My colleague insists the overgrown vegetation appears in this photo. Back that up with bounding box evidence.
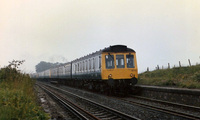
[0,60,49,120]
[138,65,200,89]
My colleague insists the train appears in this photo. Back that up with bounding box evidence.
[31,45,138,94]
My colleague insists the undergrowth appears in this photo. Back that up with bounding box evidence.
[139,65,200,89]
[0,60,49,120]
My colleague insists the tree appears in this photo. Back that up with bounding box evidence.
[35,61,63,73]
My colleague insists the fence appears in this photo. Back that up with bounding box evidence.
[146,58,200,72]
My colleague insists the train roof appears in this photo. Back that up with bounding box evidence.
[72,45,135,63]
[72,50,102,63]
[102,45,135,53]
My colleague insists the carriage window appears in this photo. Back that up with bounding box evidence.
[105,55,114,69]
[93,58,95,69]
[83,61,85,71]
[126,55,135,68]
[80,62,82,71]
[116,55,125,68]
[99,56,101,69]
[91,59,93,70]
[85,60,88,70]
[89,59,91,70]
[81,62,83,71]
[78,63,79,71]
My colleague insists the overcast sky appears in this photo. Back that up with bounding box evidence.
[1,0,200,73]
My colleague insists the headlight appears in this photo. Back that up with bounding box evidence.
[130,73,133,77]
[108,74,112,78]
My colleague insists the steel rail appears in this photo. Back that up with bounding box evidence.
[120,95,200,120]
[38,84,100,120]
[131,95,200,112]
[41,83,140,120]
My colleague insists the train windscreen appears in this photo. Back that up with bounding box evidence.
[126,55,135,68]
[116,55,125,68]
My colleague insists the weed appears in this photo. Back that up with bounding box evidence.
[0,60,49,120]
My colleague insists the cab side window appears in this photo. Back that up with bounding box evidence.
[105,55,114,69]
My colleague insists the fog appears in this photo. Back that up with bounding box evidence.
[0,0,200,73]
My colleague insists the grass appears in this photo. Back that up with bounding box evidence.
[0,60,49,120]
[138,65,200,89]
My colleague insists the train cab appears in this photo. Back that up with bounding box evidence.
[101,45,138,87]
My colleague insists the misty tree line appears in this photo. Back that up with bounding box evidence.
[35,61,63,73]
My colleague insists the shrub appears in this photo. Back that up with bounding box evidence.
[0,60,49,120]
[0,88,48,119]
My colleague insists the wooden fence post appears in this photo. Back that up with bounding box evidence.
[168,63,170,69]
[199,56,200,65]
[179,61,181,67]
[188,59,191,67]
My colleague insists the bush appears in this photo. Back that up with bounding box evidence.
[0,88,47,119]
[0,60,49,120]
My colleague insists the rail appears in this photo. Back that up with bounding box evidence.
[120,95,200,120]
[38,83,140,120]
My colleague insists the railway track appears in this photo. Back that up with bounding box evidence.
[37,83,140,120]
[37,82,200,119]
[120,95,200,120]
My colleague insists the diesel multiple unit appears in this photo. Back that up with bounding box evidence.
[32,45,138,93]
